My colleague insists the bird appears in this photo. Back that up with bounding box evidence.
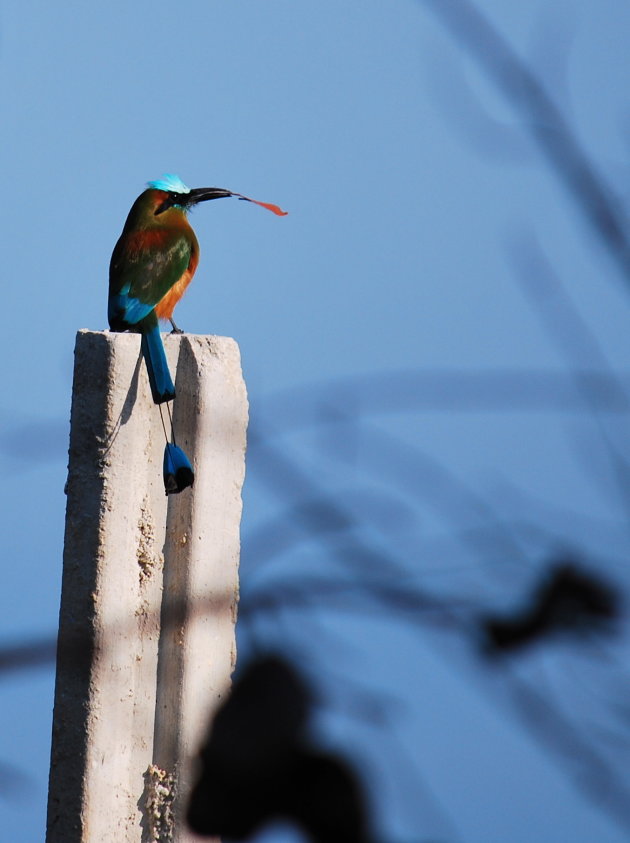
[108,174,286,495]
[108,173,287,404]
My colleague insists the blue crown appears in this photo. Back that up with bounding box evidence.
[147,173,191,194]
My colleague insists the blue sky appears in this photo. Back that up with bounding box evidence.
[2,1,630,841]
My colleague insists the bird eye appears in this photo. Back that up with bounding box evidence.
[155,195,173,215]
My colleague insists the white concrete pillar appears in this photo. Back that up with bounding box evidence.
[47,330,247,843]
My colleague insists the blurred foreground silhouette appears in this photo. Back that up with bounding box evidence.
[187,656,373,843]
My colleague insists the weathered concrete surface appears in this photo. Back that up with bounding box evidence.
[152,335,248,842]
[47,331,247,843]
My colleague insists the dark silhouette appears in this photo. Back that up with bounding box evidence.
[483,562,620,653]
[187,655,374,842]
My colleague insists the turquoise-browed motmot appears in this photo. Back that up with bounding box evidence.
[108,173,286,493]
[108,173,286,404]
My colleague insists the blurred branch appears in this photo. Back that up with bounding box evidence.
[0,636,56,673]
[505,670,630,831]
[507,231,627,402]
[262,369,630,434]
[6,367,630,469]
[481,561,620,654]
[245,419,630,834]
[508,231,630,517]
[419,0,630,284]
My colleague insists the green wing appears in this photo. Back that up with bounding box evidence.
[109,230,192,328]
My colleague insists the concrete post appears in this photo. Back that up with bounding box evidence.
[47,330,248,843]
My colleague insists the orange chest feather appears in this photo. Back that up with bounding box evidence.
[154,248,199,320]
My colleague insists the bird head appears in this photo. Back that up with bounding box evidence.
[148,174,233,216]
[146,173,288,217]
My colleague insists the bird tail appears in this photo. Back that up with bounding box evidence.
[163,443,194,494]
[141,322,176,404]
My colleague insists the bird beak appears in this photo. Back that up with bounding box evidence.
[187,187,234,205]
[188,186,289,216]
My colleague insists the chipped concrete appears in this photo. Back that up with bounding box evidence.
[142,764,176,843]
[137,498,161,584]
